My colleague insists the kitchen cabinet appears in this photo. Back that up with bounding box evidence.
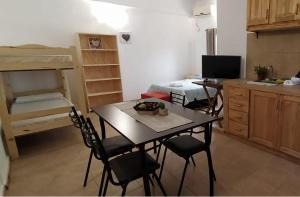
[247,0,300,32]
[225,86,250,138]
[270,0,300,23]
[249,91,280,148]
[278,95,300,158]
[248,0,271,26]
[224,79,300,160]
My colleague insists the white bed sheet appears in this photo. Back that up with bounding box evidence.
[148,79,217,103]
[10,97,73,128]
[11,98,72,114]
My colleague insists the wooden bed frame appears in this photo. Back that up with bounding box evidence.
[0,45,87,159]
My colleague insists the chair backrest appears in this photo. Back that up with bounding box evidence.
[170,92,186,106]
[83,118,109,164]
[69,106,81,128]
[69,107,93,148]
[83,117,121,185]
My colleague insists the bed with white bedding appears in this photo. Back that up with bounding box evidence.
[148,79,217,103]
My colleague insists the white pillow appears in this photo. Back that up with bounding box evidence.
[15,92,64,104]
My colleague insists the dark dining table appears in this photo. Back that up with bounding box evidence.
[92,98,218,196]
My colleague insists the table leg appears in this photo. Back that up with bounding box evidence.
[215,89,224,128]
[139,145,151,196]
[203,86,213,114]
[99,117,106,139]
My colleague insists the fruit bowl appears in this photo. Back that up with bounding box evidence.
[134,102,159,115]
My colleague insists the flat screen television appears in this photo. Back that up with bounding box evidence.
[202,55,241,79]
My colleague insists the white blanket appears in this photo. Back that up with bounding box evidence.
[148,79,217,103]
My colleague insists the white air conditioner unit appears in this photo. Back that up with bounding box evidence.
[193,5,211,16]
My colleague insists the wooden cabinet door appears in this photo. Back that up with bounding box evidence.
[271,0,300,23]
[248,0,271,26]
[278,96,300,159]
[249,91,280,148]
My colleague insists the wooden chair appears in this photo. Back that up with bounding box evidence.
[83,117,167,196]
[69,107,133,188]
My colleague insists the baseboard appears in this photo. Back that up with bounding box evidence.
[0,156,9,196]
[0,185,4,196]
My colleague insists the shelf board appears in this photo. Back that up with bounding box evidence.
[81,49,117,52]
[83,64,119,67]
[85,78,121,82]
[88,91,122,97]
[78,33,116,37]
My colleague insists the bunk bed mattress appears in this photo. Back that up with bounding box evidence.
[10,98,73,128]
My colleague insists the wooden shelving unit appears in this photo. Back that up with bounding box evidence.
[77,33,123,110]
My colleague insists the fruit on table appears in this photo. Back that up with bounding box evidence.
[276,79,285,84]
[136,102,159,111]
[139,103,146,109]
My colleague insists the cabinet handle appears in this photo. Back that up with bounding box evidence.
[277,100,283,111]
[266,9,270,20]
[233,93,242,96]
[296,4,300,15]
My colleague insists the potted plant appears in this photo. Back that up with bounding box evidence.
[254,65,268,81]
[158,102,168,116]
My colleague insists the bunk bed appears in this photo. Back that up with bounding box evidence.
[0,45,87,159]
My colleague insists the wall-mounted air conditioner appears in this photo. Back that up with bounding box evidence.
[193,5,211,16]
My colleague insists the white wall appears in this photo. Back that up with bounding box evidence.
[216,0,247,77]
[0,0,196,100]
[192,0,217,75]
[97,0,194,16]
[0,120,9,196]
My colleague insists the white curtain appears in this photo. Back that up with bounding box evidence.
[206,28,217,55]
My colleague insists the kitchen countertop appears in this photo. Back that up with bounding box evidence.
[223,79,300,97]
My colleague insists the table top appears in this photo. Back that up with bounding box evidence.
[92,98,218,146]
[193,80,223,89]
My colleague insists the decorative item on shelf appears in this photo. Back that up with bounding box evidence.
[254,65,268,81]
[88,37,102,49]
[158,102,168,116]
[134,102,159,115]
[119,32,132,44]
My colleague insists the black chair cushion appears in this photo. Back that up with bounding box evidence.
[103,136,133,157]
[164,135,207,159]
[109,152,160,184]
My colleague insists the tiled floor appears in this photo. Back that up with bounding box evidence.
[4,116,300,196]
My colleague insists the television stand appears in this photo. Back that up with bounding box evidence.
[203,78,224,84]
[193,80,224,128]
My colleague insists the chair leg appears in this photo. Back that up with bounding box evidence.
[153,141,157,153]
[191,156,196,167]
[98,166,106,196]
[83,149,93,187]
[148,175,154,186]
[159,146,168,180]
[153,143,162,179]
[206,149,215,196]
[213,169,217,182]
[153,173,167,196]
[178,160,189,196]
[121,184,127,196]
[155,143,162,163]
[102,175,109,197]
